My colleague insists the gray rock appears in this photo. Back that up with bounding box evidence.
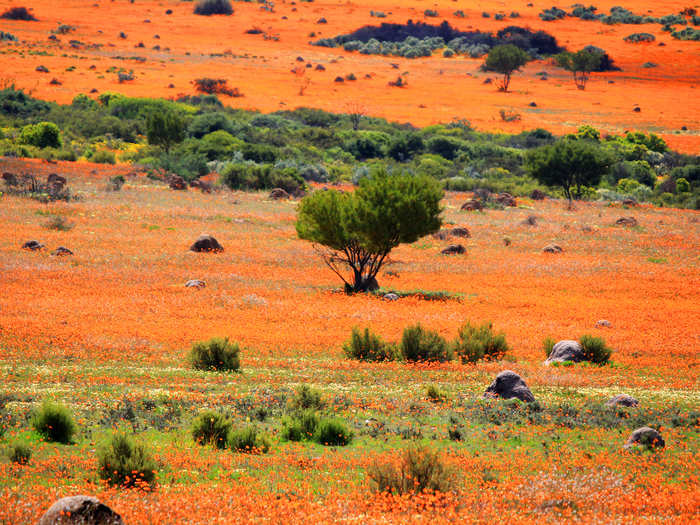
[606,394,639,407]
[483,370,535,402]
[441,244,465,255]
[51,246,73,256]
[543,244,563,254]
[190,234,223,253]
[22,240,44,251]
[625,426,664,449]
[596,319,612,328]
[616,216,638,227]
[269,188,290,200]
[383,293,399,301]
[37,495,123,525]
[545,340,584,364]
[185,279,206,288]
[450,227,470,238]
[461,199,483,211]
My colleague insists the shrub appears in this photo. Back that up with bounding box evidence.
[0,6,37,21]
[43,215,74,231]
[287,385,325,412]
[97,432,158,488]
[400,324,452,362]
[91,150,116,164]
[314,418,353,446]
[32,402,76,444]
[368,446,456,495]
[453,321,509,363]
[579,334,613,364]
[189,337,241,372]
[624,33,655,43]
[228,426,270,453]
[191,410,232,449]
[108,175,126,191]
[343,327,397,361]
[194,0,233,16]
[18,122,61,149]
[8,442,31,464]
[280,410,320,441]
[426,384,447,403]
[193,78,241,97]
[543,337,556,358]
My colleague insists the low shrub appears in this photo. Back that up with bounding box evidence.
[543,337,556,358]
[400,324,452,362]
[191,410,232,449]
[91,150,116,164]
[624,33,655,43]
[194,0,233,16]
[193,78,242,97]
[189,337,241,372]
[97,432,158,488]
[426,384,447,403]
[43,215,74,231]
[580,334,613,364]
[453,321,509,363]
[0,6,37,21]
[368,446,456,495]
[313,418,352,446]
[287,384,325,412]
[343,327,397,361]
[31,401,76,444]
[108,175,125,191]
[18,122,61,149]
[280,410,320,441]
[8,442,32,464]
[228,426,270,453]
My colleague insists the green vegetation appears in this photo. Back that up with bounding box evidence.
[31,402,76,444]
[452,321,509,363]
[555,48,603,89]
[368,446,456,495]
[191,410,232,449]
[189,337,241,372]
[97,432,158,488]
[344,327,398,362]
[579,334,613,364]
[400,324,452,362]
[228,426,270,453]
[8,442,31,464]
[484,44,530,91]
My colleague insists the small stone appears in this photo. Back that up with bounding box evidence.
[522,215,538,226]
[51,246,73,256]
[190,235,223,253]
[185,279,206,289]
[383,293,399,301]
[461,199,483,211]
[625,426,664,449]
[616,216,638,227]
[168,174,187,190]
[595,319,612,328]
[606,394,639,407]
[22,240,44,251]
[450,227,470,238]
[441,244,465,255]
[269,188,290,200]
[543,244,563,254]
[494,193,516,207]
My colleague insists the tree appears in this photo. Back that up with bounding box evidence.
[147,110,185,152]
[555,48,603,90]
[296,170,443,293]
[526,139,612,205]
[484,44,529,92]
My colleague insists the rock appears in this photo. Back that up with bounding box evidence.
[51,246,73,256]
[545,340,584,364]
[269,188,290,200]
[622,198,638,207]
[2,172,18,186]
[37,495,124,525]
[185,279,206,289]
[606,394,639,407]
[529,101,537,107]
[432,230,450,240]
[461,199,483,211]
[494,193,516,207]
[450,227,470,238]
[383,293,399,301]
[581,225,593,233]
[47,173,67,186]
[522,215,538,226]
[530,189,546,200]
[543,244,563,254]
[616,216,638,227]
[483,370,535,403]
[595,319,612,328]
[633,107,641,113]
[36,65,49,73]
[22,240,44,251]
[168,174,187,190]
[190,235,223,253]
[441,244,465,255]
[625,427,664,449]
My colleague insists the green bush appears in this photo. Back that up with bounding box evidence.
[280,410,320,441]
[220,163,305,194]
[676,178,690,193]
[453,321,509,363]
[97,432,158,488]
[194,0,233,16]
[287,385,325,412]
[191,410,232,449]
[579,334,613,364]
[343,327,397,361]
[313,418,352,446]
[189,337,241,372]
[368,446,456,495]
[8,442,32,464]
[228,426,270,453]
[18,122,61,149]
[91,150,116,164]
[31,401,76,444]
[400,324,452,362]
[426,384,447,403]
[543,337,556,358]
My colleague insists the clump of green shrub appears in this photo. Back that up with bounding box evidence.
[343,327,397,361]
[579,334,613,364]
[189,337,241,372]
[368,446,456,495]
[228,426,270,453]
[280,409,320,442]
[0,6,37,21]
[287,384,325,412]
[400,324,452,362]
[624,33,655,43]
[453,321,509,363]
[313,418,352,446]
[97,432,158,488]
[194,0,233,16]
[426,384,447,403]
[91,150,116,164]
[542,337,556,358]
[191,410,232,449]
[8,442,32,464]
[18,122,60,149]
[31,401,76,444]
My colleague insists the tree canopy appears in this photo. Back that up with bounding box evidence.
[296,170,443,293]
[484,44,530,91]
[146,110,185,152]
[556,48,603,90]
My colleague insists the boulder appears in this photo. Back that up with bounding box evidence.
[168,174,187,190]
[383,293,399,301]
[22,240,44,251]
[450,227,470,238]
[522,215,538,226]
[37,495,123,525]
[47,173,67,186]
[616,216,638,227]
[530,189,546,200]
[185,279,206,289]
[543,244,563,253]
[545,340,584,364]
[269,188,290,200]
[494,193,516,207]
[441,244,465,255]
[461,199,483,211]
[190,235,223,253]
[606,394,639,408]
[483,370,535,403]
[595,319,612,328]
[625,427,664,449]
[51,246,73,256]
[622,198,638,207]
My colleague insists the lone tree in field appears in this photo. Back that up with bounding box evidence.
[146,110,185,152]
[555,48,603,90]
[296,170,443,293]
[526,139,612,206]
[484,44,529,92]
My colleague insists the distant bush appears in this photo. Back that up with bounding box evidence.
[400,324,452,362]
[191,410,232,449]
[0,30,17,41]
[43,215,74,231]
[280,409,320,441]
[313,418,352,446]
[426,384,447,403]
[32,401,76,444]
[580,334,613,364]
[193,78,242,97]
[287,384,325,412]
[194,0,233,16]
[18,122,60,149]
[453,321,509,363]
[91,150,116,164]
[220,162,305,194]
[8,442,31,464]
[189,337,241,372]
[368,446,456,495]
[228,426,270,453]
[0,6,37,21]
[97,432,158,488]
[624,32,655,43]
[344,327,397,361]
[107,175,125,191]
[424,10,438,17]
